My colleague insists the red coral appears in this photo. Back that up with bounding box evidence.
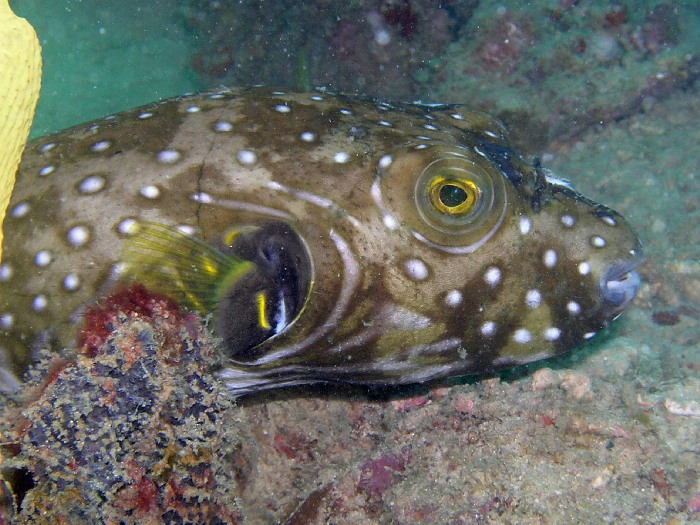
[390,394,431,412]
[77,283,196,359]
[403,503,438,522]
[274,430,317,461]
[115,466,159,517]
[357,446,412,499]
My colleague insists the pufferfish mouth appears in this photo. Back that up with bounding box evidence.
[600,258,642,310]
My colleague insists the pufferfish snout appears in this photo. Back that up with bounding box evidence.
[0,86,642,394]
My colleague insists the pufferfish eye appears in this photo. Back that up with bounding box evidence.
[378,145,507,250]
[428,176,481,215]
[415,156,496,235]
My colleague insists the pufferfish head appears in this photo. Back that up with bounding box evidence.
[368,140,642,372]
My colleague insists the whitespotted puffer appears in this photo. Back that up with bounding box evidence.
[0,87,642,394]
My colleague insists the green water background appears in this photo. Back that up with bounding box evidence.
[14,0,204,139]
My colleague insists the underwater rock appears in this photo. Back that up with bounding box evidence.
[2,285,243,524]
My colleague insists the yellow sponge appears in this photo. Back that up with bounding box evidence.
[0,0,42,260]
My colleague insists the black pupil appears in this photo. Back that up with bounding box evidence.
[439,184,468,208]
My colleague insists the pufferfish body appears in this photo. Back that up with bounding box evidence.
[0,87,642,393]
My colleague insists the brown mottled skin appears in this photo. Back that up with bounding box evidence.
[0,87,642,393]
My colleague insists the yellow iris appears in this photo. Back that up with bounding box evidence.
[427,176,480,216]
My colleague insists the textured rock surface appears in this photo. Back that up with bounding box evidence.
[1,286,244,524]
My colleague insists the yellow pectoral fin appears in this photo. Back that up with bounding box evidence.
[122,222,255,313]
[0,0,42,261]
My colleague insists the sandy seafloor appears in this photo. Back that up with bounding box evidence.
[2,0,699,523]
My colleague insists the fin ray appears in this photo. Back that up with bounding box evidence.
[122,222,254,312]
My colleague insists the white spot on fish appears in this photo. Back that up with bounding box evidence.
[483,130,501,139]
[481,321,497,337]
[519,216,531,235]
[35,250,53,267]
[186,105,201,113]
[300,131,316,142]
[237,150,257,165]
[334,152,350,164]
[415,144,428,150]
[561,215,575,227]
[90,140,111,152]
[118,218,137,235]
[11,202,30,218]
[78,175,106,194]
[405,259,429,281]
[578,262,591,275]
[214,121,233,132]
[543,249,557,268]
[140,185,160,199]
[176,225,196,236]
[450,113,465,120]
[275,104,291,113]
[445,290,462,306]
[544,327,561,341]
[567,301,581,315]
[138,111,154,119]
[377,120,393,127]
[383,214,398,230]
[513,328,532,344]
[191,192,214,204]
[583,332,596,340]
[378,155,393,168]
[484,266,501,287]
[63,273,80,291]
[601,215,617,226]
[339,109,353,115]
[310,95,324,101]
[0,313,14,330]
[32,294,48,312]
[525,289,542,308]
[157,149,180,164]
[67,225,90,247]
[423,124,438,131]
[0,263,12,281]
[39,142,56,153]
[591,236,606,248]
[38,165,55,177]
